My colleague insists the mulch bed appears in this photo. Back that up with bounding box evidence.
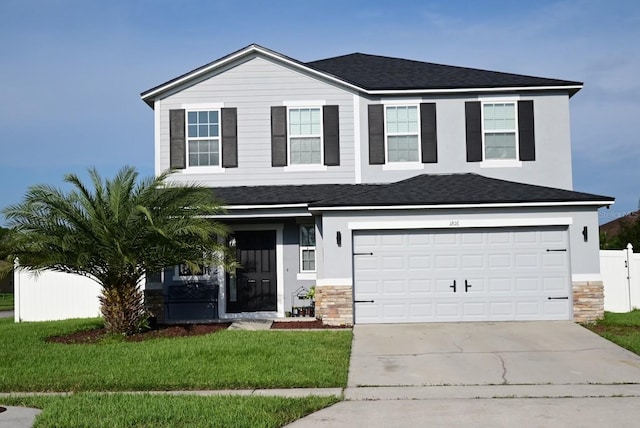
[46,320,349,344]
[46,323,232,345]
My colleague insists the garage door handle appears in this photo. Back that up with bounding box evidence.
[546,249,567,252]
[548,297,569,300]
[465,280,472,292]
[354,300,375,303]
[450,280,456,292]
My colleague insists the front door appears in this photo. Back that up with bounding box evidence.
[226,230,277,313]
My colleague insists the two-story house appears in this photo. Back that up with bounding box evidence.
[140,44,613,326]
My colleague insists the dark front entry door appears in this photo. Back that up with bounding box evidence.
[226,230,277,313]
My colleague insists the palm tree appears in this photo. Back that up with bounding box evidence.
[2,166,230,335]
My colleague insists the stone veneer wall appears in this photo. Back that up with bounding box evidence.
[144,289,165,323]
[572,280,604,324]
[315,285,353,326]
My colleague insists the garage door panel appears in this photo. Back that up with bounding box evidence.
[488,277,513,292]
[515,277,539,292]
[434,233,458,246]
[435,254,458,269]
[488,254,512,269]
[462,254,484,269]
[353,227,571,323]
[409,255,431,269]
[382,256,405,270]
[515,253,539,268]
[543,276,567,292]
[542,253,567,268]
[408,279,433,294]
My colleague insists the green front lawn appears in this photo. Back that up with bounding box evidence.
[0,317,352,392]
[585,309,640,355]
[1,393,339,428]
[0,293,13,311]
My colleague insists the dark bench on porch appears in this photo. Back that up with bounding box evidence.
[164,282,218,322]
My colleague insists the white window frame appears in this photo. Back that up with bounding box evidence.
[285,106,324,169]
[172,263,214,281]
[299,224,316,273]
[480,99,522,168]
[383,103,421,167]
[183,103,225,173]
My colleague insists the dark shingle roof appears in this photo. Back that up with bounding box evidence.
[210,184,367,205]
[142,45,583,107]
[306,53,582,93]
[311,174,611,207]
[210,174,612,208]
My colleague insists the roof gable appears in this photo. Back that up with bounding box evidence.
[141,44,583,106]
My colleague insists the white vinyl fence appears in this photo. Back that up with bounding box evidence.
[601,244,640,313]
[14,268,102,322]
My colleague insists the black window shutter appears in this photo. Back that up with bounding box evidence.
[169,109,186,169]
[465,102,482,162]
[518,100,535,161]
[271,106,287,167]
[323,105,340,166]
[221,108,238,168]
[420,103,437,163]
[368,104,385,165]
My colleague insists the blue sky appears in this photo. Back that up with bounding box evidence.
[0,0,638,225]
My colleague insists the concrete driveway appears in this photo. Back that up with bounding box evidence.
[348,321,640,387]
[288,321,640,427]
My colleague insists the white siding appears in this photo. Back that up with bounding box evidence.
[14,269,101,322]
[157,55,356,186]
[357,93,574,190]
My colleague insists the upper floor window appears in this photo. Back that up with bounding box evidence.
[465,100,535,164]
[271,105,340,168]
[385,105,419,163]
[289,108,322,165]
[368,103,437,166]
[299,225,316,272]
[169,106,237,171]
[187,110,220,167]
[483,103,517,160]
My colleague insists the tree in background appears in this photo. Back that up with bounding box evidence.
[2,166,231,335]
[600,213,640,250]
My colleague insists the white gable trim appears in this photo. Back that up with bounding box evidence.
[142,45,364,102]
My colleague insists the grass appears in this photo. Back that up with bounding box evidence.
[585,309,640,355]
[0,317,352,392]
[1,393,340,428]
[0,293,13,311]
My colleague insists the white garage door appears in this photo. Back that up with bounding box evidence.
[353,227,571,323]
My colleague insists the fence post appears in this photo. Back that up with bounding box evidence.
[627,243,633,312]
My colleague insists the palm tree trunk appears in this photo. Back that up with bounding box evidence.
[99,282,147,335]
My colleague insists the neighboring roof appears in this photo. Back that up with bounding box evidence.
[600,210,639,236]
[141,44,582,106]
[306,53,582,94]
[210,174,613,209]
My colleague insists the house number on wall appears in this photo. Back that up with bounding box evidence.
[449,220,460,227]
